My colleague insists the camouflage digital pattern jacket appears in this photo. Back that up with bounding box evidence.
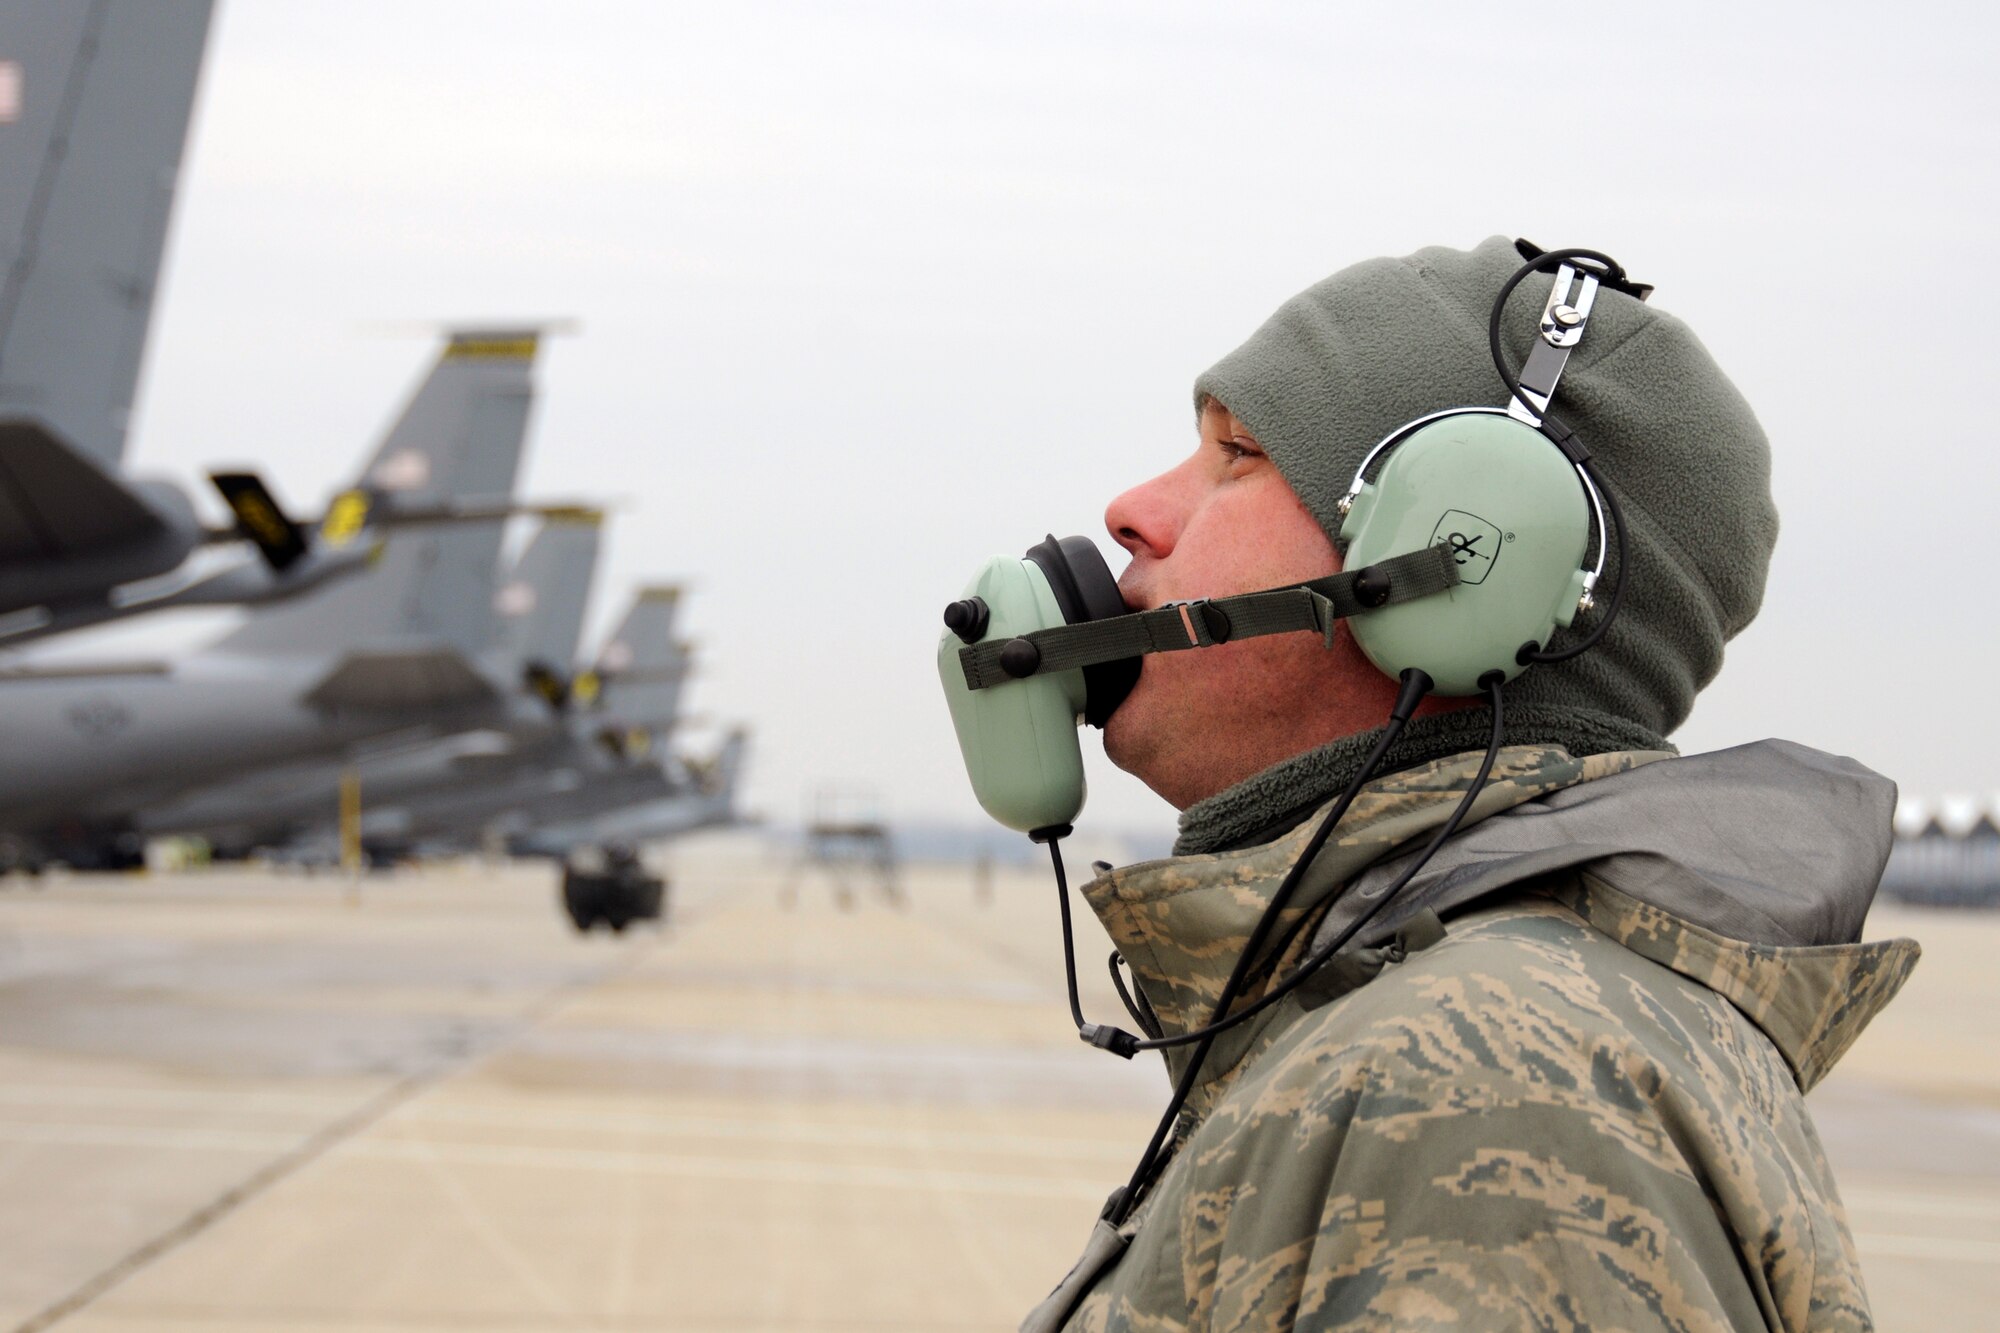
[1028,741,1920,1332]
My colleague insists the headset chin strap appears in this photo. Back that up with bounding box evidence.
[957,543,1460,691]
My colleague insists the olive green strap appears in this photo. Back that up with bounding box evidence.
[959,544,1459,690]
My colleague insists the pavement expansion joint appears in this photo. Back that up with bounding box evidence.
[9,932,663,1333]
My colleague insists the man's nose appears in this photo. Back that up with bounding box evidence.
[1104,467,1186,562]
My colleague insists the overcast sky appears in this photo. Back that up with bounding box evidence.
[74,0,2000,834]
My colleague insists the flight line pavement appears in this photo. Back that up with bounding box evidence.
[0,838,1989,1331]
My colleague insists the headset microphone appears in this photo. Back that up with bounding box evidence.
[938,539,1460,833]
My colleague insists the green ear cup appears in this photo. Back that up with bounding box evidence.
[1339,411,1590,695]
[937,555,1089,832]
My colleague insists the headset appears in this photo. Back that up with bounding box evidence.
[934,245,1641,1225]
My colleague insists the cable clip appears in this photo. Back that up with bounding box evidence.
[1078,1022,1141,1059]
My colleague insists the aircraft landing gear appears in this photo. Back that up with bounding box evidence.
[561,844,666,933]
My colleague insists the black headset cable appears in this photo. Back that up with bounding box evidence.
[1108,951,1163,1041]
[1044,667,1432,1055]
[1047,668,1432,1226]
[1103,672,1508,1225]
[1118,670,1507,1055]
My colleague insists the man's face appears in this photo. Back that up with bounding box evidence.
[1102,399,1411,809]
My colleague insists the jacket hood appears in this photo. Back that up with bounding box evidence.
[1083,739,1919,1095]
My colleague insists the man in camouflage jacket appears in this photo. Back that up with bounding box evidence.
[1022,239,1918,1330]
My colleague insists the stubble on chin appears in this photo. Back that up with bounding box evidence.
[1100,663,1214,811]
[1101,667,1176,800]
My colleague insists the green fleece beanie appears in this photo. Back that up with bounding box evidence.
[1193,235,1777,744]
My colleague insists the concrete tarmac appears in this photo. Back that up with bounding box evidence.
[0,839,1989,1331]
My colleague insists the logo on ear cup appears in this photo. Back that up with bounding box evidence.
[1430,510,1502,585]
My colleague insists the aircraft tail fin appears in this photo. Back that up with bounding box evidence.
[704,728,749,801]
[0,0,216,468]
[493,507,602,677]
[593,585,682,675]
[212,329,543,658]
[593,585,690,731]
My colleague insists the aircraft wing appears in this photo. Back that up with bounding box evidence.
[0,418,169,562]
[303,648,497,712]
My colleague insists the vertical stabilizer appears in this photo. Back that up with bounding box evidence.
[213,330,542,657]
[594,585,682,675]
[594,586,690,730]
[493,509,602,671]
[0,0,216,467]
[706,728,749,801]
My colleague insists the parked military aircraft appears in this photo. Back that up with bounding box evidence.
[128,507,608,857]
[118,528,745,933]
[0,0,473,643]
[299,584,734,886]
[220,580,745,931]
[377,586,704,853]
[0,328,551,870]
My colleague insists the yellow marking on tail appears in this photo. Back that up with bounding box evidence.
[445,336,539,360]
[321,490,371,548]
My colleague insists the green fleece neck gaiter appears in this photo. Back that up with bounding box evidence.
[1173,703,1671,855]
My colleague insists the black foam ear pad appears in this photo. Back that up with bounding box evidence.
[1024,534,1141,729]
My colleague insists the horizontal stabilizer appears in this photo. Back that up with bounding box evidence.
[209,472,307,570]
[304,648,495,712]
[0,417,167,560]
[306,492,602,550]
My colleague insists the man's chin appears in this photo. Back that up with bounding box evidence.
[1101,705,1138,776]
[1101,683,1177,800]
[1100,685,1150,780]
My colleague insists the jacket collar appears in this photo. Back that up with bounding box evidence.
[1086,738,1920,1104]
[1082,746,1661,1090]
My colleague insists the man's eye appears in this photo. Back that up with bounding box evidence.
[1219,441,1260,464]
